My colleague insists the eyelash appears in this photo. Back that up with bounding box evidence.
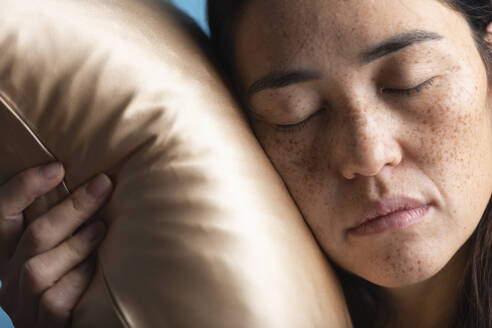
[382,78,435,96]
[273,108,325,133]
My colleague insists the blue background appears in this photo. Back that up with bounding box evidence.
[173,0,209,34]
[0,1,207,327]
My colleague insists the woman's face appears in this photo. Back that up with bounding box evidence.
[233,0,492,287]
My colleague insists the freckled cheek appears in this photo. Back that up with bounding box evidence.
[414,103,477,165]
[253,124,329,194]
[409,85,492,211]
[253,125,341,228]
[409,79,481,157]
[255,128,310,176]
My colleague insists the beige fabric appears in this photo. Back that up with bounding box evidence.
[0,0,352,327]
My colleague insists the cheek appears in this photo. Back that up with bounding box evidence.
[253,124,319,197]
[251,120,343,242]
[252,121,317,180]
[408,75,492,222]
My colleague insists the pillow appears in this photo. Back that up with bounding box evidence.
[0,0,352,326]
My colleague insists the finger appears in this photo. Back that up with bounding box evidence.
[0,163,65,220]
[36,256,96,328]
[18,221,104,328]
[0,163,64,264]
[17,174,112,261]
[20,221,105,296]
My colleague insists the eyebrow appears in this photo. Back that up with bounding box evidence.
[247,70,321,98]
[247,29,444,98]
[361,29,444,64]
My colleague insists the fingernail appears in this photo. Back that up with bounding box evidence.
[86,174,112,199]
[80,221,105,242]
[40,162,63,179]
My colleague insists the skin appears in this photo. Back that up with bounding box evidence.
[233,0,492,326]
[0,164,111,327]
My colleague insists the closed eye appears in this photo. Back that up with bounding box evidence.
[274,108,326,133]
[382,78,435,96]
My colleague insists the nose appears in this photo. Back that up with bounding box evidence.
[338,109,402,180]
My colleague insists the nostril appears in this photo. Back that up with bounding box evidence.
[342,168,356,180]
[340,148,400,180]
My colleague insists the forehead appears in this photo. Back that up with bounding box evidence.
[234,0,469,82]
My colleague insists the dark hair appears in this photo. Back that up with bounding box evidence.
[207,2,248,82]
[207,1,492,327]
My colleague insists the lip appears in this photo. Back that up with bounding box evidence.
[349,196,431,236]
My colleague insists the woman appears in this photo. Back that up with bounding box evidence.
[1,1,491,327]
[207,0,492,326]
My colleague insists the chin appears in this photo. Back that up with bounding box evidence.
[366,265,437,288]
[347,241,452,288]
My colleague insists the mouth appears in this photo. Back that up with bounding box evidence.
[348,196,432,236]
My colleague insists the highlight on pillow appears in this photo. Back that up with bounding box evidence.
[0,0,352,326]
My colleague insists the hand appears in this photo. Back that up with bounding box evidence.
[0,163,112,328]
